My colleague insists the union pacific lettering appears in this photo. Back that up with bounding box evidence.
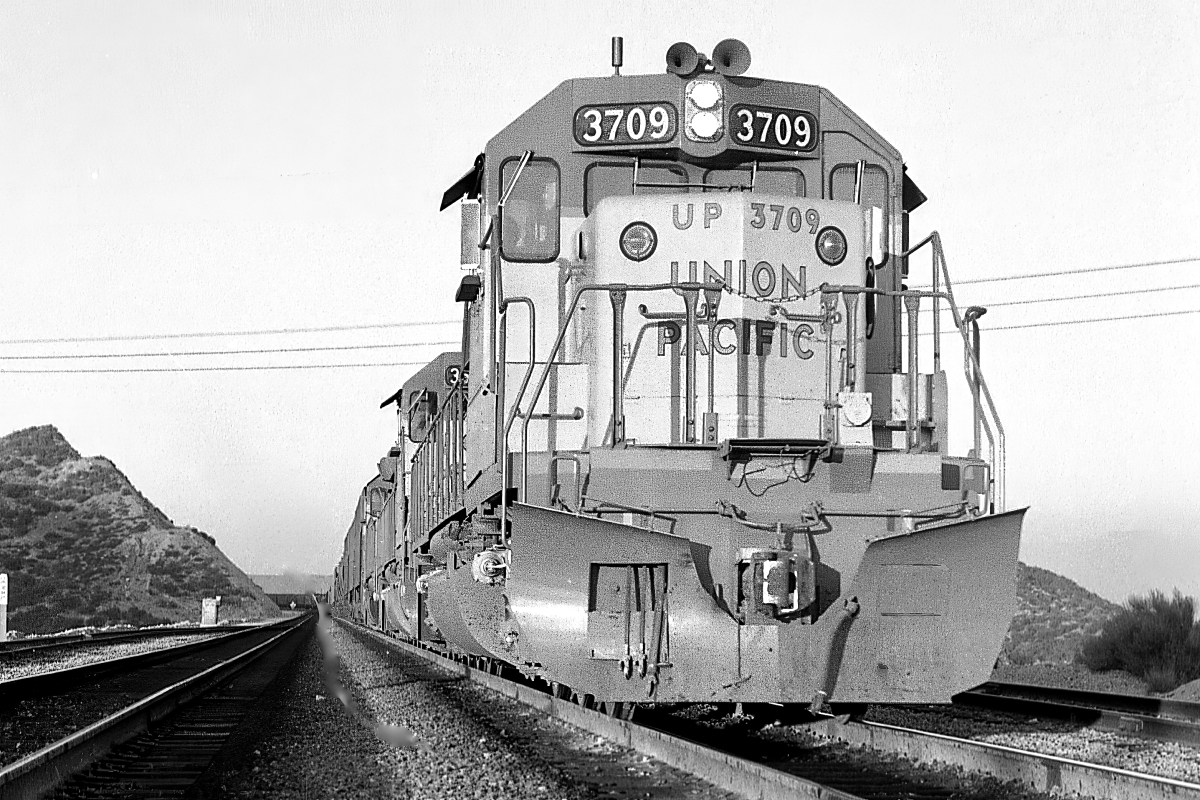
[657,319,815,360]
[669,259,806,299]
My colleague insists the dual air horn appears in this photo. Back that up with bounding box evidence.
[665,39,751,77]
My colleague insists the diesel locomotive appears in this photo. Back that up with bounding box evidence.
[333,38,1025,712]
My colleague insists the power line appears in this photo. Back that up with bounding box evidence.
[0,340,459,361]
[922,306,1200,335]
[914,255,1200,288]
[0,319,461,346]
[0,361,436,375]
[920,282,1200,311]
[988,306,1200,331]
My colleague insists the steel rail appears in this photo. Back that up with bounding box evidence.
[0,618,291,703]
[339,619,862,800]
[956,681,1200,745]
[810,715,1200,800]
[0,624,259,658]
[0,617,307,800]
[974,681,1200,722]
[516,281,727,500]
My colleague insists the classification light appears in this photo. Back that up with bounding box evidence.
[816,226,848,266]
[620,221,658,262]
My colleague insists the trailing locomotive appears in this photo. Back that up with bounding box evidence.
[333,39,1024,711]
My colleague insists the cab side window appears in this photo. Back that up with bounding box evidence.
[500,158,560,262]
[830,163,888,211]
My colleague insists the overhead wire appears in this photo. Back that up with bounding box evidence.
[913,255,1199,288]
[0,339,459,361]
[919,306,1200,335]
[0,361,435,374]
[984,306,1200,331]
[920,281,1200,312]
[0,319,461,346]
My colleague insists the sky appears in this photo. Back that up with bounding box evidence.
[1,1,1198,603]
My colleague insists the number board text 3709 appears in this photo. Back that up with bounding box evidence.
[731,103,818,153]
[574,103,679,146]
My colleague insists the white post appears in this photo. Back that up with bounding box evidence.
[1,573,9,641]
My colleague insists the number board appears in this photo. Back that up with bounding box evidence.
[574,103,678,146]
[731,104,818,153]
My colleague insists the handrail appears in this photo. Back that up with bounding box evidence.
[408,367,467,464]
[514,281,727,504]
[498,295,537,538]
[898,232,1007,512]
[406,365,468,540]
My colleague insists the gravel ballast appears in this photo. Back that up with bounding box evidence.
[0,634,219,682]
[865,703,1200,785]
[194,619,739,800]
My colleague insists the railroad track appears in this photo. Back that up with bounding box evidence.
[0,623,263,659]
[0,615,309,799]
[808,716,1200,800]
[337,618,1200,800]
[339,617,1071,800]
[955,681,1200,746]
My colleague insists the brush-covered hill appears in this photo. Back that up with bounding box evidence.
[999,562,1121,666]
[0,425,279,635]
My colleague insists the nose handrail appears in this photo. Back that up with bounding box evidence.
[900,231,1006,513]
[412,231,1006,547]
[508,282,727,528]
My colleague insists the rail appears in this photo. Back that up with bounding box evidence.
[0,618,305,800]
[406,225,1008,538]
[502,270,1008,524]
[408,366,468,540]
[512,281,729,519]
[902,231,1007,512]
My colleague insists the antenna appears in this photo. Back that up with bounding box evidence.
[612,36,623,76]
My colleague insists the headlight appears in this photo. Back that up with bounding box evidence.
[688,111,721,139]
[816,226,847,266]
[620,222,657,262]
[685,79,723,142]
[687,81,721,110]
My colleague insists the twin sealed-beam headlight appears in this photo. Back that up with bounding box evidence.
[620,221,658,262]
[685,79,723,142]
[816,226,847,266]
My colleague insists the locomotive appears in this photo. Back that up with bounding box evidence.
[333,38,1024,713]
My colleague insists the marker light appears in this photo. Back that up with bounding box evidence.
[816,226,847,266]
[685,79,723,142]
[620,221,658,262]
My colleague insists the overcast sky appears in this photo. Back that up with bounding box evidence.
[2,1,1198,603]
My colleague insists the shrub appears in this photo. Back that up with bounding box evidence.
[1079,589,1200,691]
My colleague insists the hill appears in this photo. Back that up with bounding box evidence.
[0,425,279,634]
[999,562,1121,666]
